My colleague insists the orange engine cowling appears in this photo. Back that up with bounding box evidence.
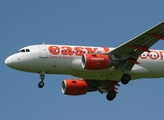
[62,80,88,95]
[82,54,110,70]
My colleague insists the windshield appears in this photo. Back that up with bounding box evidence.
[17,49,30,53]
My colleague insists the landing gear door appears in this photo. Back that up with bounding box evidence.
[39,44,48,58]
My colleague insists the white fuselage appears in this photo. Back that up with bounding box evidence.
[5,44,164,81]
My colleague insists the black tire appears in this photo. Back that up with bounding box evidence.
[121,74,131,85]
[38,82,44,88]
[106,91,116,101]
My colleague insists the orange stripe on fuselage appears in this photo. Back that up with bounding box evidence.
[48,45,164,61]
[48,45,110,56]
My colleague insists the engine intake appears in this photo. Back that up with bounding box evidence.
[62,80,88,95]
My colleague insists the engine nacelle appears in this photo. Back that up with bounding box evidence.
[81,54,110,70]
[62,79,88,95]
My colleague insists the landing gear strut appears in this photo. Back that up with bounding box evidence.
[121,74,131,85]
[106,91,116,101]
[38,71,45,88]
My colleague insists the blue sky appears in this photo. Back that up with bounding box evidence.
[1,0,164,120]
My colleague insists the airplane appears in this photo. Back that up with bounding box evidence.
[5,21,164,101]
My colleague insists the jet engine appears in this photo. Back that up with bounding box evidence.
[62,79,88,95]
[81,54,110,70]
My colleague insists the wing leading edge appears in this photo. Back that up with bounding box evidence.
[110,21,164,71]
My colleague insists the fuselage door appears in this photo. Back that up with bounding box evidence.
[39,44,48,58]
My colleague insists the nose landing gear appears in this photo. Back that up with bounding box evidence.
[38,71,45,88]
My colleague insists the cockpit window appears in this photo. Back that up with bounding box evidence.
[26,49,30,52]
[17,49,30,53]
[21,49,25,52]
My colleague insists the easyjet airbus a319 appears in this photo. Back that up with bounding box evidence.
[5,21,164,101]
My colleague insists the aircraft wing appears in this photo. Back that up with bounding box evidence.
[110,21,164,71]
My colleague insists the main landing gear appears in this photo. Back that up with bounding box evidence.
[121,74,131,85]
[106,81,120,101]
[38,71,45,88]
[105,74,131,101]
[106,91,116,101]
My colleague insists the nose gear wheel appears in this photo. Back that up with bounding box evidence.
[38,71,45,88]
[38,81,44,88]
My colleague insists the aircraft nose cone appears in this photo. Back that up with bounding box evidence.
[5,56,12,67]
[5,55,24,70]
